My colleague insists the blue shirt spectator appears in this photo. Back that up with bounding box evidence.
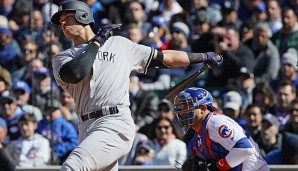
[36,99,78,164]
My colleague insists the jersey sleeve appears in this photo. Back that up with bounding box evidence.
[207,114,247,151]
[51,44,86,86]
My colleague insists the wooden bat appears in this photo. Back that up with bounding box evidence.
[164,55,222,100]
[164,65,209,100]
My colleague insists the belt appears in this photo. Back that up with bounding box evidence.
[81,106,119,122]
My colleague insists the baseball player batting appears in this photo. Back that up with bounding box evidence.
[50,0,222,170]
[173,88,270,171]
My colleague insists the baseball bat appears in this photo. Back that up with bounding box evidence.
[164,54,222,100]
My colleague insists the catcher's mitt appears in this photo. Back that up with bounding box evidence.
[181,156,209,171]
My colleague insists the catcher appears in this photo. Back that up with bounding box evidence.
[173,88,269,171]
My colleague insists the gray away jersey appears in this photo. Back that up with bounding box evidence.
[52,36,154,115]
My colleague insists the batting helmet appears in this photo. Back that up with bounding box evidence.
[51,0,94,27]
[173,87,218,128]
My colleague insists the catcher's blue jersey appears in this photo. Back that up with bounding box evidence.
[188,113,269,171]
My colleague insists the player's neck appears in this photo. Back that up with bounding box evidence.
[192,112,208,132]
[73,26,96,45]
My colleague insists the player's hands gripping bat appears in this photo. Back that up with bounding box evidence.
[164,53,222,100]
[92,24,122,45]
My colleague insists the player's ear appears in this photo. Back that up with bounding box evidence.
[199,104,207,112]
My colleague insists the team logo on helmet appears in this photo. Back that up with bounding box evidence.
[218,125,232,138]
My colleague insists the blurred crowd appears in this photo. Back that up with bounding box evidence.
[0,0,298,169]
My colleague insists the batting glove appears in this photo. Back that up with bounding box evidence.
[203,52,223,69]
[92,24,122,45]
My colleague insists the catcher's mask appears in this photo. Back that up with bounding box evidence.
[173,88,218,129]
[51,0,94,27]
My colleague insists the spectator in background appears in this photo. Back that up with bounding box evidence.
[0,93,25,141]
[266,0,282,35]
[43,41,63,75]
[0,0,14,18]
[188,0,209,17]
[40,26,61,61]
[247,22,280,84]
[189,2,222,52]
[103,0,127,25]
[13,113,50,167]
[40,1,59,26]
[22,58,44,87]
[206,27,255,87]
[0,66,12,96]
[0,27,20,73]
[0,15,8,27]
[60,90,78,129]
[14,9,45,50]
[8,0,30,33]
[41,26,60,50]
[219,0,242,30]
[133,139,155,165]
[265,131,298,164]
[36,99,78,165]
[156,99,174,120]
[239,20,254,43]
[156,0,183,25]
[30,67,60,112]
[12,80,43,122]
[126,23,150,46]
[12,39,40,83]
[257,113,282,159]
[275,79,296,130]
[251,0,267,24]
[119,132,150,165]
[189,8,211,45]
[190,4,222,53]
[284,98,298,134]
[245,103,265,143]
[282,0,298,14]
[123,0,152,37]
[168,21,190,52]
[234,67,255,110]
[84,0,105,32]
[222,90,248,132]
[253,81,277,114]
[129,74,159,131]
[146,117,187,166]
[281,132,298,164]
[238,0,266,22]
[271,7,298,55]
[138,99,182,137]
[270,48,298,94]
[147,15,171,50]
[0,117,20,171]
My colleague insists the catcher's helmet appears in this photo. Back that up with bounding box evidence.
[51,0,94,27]
[173,87,218,128]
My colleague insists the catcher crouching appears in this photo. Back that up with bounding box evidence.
[174,88,269,171]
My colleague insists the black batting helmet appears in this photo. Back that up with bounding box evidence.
[51,0,94,27]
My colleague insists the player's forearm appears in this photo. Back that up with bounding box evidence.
[60,42,99,84]
[155,50,208,67]
[216,138,254,170]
